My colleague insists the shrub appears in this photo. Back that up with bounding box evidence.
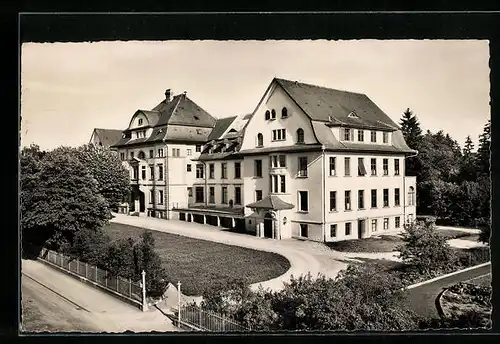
[105,237,137,279]
[67,228,110,268]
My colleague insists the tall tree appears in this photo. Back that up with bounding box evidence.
[75,144,130,211]
[476,119,491,177]
[459,135,477,182]
[399,108,423,149]
[463,135,475,156]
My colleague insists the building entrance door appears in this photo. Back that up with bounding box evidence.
[358,219,366,239]
[264,218,273,238]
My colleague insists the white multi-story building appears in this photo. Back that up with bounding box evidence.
[113,79,417,242]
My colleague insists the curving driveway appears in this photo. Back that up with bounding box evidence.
[110,214,351,292]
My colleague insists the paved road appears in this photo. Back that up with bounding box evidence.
[404,263,491,319]
[21,259,179,333]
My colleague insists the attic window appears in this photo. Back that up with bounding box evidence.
[265,110,270,120]
[228,129,237,133]
[138,118,143,125]
[348,111,359,119]
[196,129,202,134]
[194,116,200,120]
[281,107,288,118]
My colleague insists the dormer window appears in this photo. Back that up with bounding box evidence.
[265,110,270,120]
[343,128,353,141]
[138,118,143,125]
[271,109,276,120]
[348,111,359,119]
[383,132,389,144]
[282,107,288,118]
[194,116,199,120]
[257,133,263,147]
[138,151,146,159]
[296,128,304,144]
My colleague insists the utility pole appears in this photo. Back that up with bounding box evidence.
[177,281,182,326]
[141,270,148,312]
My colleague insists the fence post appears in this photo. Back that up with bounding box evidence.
[142,270,148,312]
[222,314,225,332]
[105,273,108,288]
[85,262,88,278]
[129,278,132,298]
[177,281,181,325]
[95,266,98,282]
[199,306,202,328]
[76,258,79,274]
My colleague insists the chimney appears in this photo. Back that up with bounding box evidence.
[165,89,172,102]
[183,91,187,97]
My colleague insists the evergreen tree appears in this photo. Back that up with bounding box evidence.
[476,119,491,177]
[459,135,477,182]
[399,108,423,149]
[463,135,474,156]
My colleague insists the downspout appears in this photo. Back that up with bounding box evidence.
[403,151,418,224]
[321,146,326,242]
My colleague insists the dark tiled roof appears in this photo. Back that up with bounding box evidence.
[239,144,323,156]
[246,195,295,210]
[208,116,237,141]
[136,110,160,127]
[275,78,399,131]
[154,94,216,128]
[92,128,123,148]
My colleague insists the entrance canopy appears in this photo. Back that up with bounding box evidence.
[246,195,294,211]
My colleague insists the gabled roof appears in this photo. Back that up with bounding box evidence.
[274,78,399,131]
[91,128,123,148]
[246,195,295,211]
[153,94,216,128]
[208,116,238,141]
[130,110,160,128]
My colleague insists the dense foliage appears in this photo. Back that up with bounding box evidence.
[399,110,490,242]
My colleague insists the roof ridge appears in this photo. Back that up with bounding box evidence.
[275,77,367,96]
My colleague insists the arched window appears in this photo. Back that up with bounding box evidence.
[138,118,143,126]
[408,186,415,206]
[271,109,276,119]
[138,151,146,159]
[265,110,270,120]
[257,133,263,147]
[282,107,288,118]
[296,128,305,143]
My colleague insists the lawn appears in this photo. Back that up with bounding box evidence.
[326,228,475,253]
[103,223,291,296]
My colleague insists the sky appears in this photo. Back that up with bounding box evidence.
[20,40,490,151]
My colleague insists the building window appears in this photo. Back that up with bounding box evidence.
[343,128,352,141]
[149,190,154,204]
[209,187,215,204]
[344,157,351,176]
[383,158,389,175]
[345,222,352,236]
[330,224,337,238]
[255,160,263,177]
[138,151,145,159]
[209,163,215,179]
[120,152,125,160]
[172,148,180,157]
[187,164,192,172]
[371,189,377,208]
[329,157,336,176]
[196,164,204,178]
[298,191,308,212]
[130,151,135,159]
[149,150,154,158]
[384,218,389,230]
[329,191,337,211]
[272,129,286,141]
[271,109,276,120]
[371,158,377,175]
[358,130,364,142]
[187,187,193,197]
[271,175,278,193]
[221,163,227,179]
[158,148,164,157]
[158,190,163,204]
[395,216,401,228]
[296,128,305,143]
[235,162,241,179]
[371,219,377,232]
[255,190,263,201]
[186,149,192,156]
[371,131,377,143]
[235,186,242,205]
[383,189,389,207]
[282,107,288,118]
[265,110,270,120]
[345,190,351,211]
[395,188,400,206]
[408,186,416,206]
[141,166,146,180]
[270,155,286,168]
[138,118,143,125]
[157,164,163,181]
[394,159,400,176]
[300,224,308,238]
[257,133,263,147]
[221,186,228,204]
[358,158,367,176]
[195,145,201,152]
[149,165,155,180]
[195,187,204,203]
[383,132,389,143]
[280,175,286,193]
[298,157,308,177]
[358,190,365,209]
[132,166,138,180]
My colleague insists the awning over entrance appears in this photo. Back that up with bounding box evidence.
[246,195,294,211]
